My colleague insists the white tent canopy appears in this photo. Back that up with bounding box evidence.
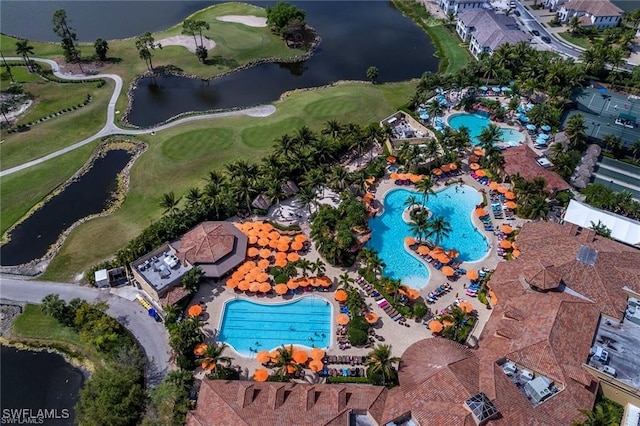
[563,200,640,247]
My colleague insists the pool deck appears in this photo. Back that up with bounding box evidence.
[193,163,530,380]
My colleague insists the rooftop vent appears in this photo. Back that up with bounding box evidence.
[576,245,598,266]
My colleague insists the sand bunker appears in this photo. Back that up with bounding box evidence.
[216,15,267,27]
[156,35,216,53]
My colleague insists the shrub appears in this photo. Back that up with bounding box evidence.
[347,327,368,346]
[412,301,429,319]
[350,315,370,332]
[327,376,370,384]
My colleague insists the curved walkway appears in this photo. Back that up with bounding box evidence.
[0,57,276,178]
[0,276,171,384]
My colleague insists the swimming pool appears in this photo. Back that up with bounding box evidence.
[366,185,489,289]
[448,112,525,146]
[218,297,331,356]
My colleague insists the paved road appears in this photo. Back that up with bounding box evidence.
[0,277,171,384]
[0,57,276,178]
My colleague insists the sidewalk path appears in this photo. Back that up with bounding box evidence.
[0,57,275,178]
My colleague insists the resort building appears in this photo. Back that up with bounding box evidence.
[557,0,624,29]
[381,111,436,156]
[455,10,531,59]
[501,144,571,193]
[130,221,248,303]
[438,0,488,16]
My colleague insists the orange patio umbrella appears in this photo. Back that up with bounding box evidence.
[489,290,498,306]
[466,270,479,280]
[294,234,307,243]
[334,289,348,302]
[459,301,474,313]
[428,321,443,333]
[387,156,396,164]
[500,224,513,234]
[238,281,250,291]
[469,162,480,170]
[287,252,300,262]
[365,312,379,324]
[194,342,207,356]
[317,276,332,287]
[430,246,444,255]
[274,258,288,267]
[258,230,271,240]
[409,174,423,183]
[336,313,350,325]
[432,168,443,176]
[287,279,300,290]
[247,247,259,257]
[499,240,512,249]
[257,238,270,247]
[268,239,280,249]
[310,348,325,360]
[442,266,456,276]
[293,350,309,364]
[309,359,324,372]
[406,288,421,300]
[274,283,289,295]
[469,154,480,163]
[473,148,485,156]
[259,282,272,293]
[188,305,202,317]
[275,251,287,259]
[504,191,516,200]
[441,164,451,173]
[447,249,459,259]
[295,277,309,287]
[254,368,269,382]
[258,259,271,269]
[449,163,458,170]
[257,272,270,282]
[390,172,400,180]
[475,169,486,177]
[256,350,272,364]
[277,242,290,252]
[475,208,488,217]
[309,278,322,287]
[259,248,272,258]
[512,249,521,259]
[497,185,508,194]
[278,235,291,245]
[443,319,454,327]
[248,236,258,245]
[262,223,274,232]
[249,282,261,292]
[226,279,239,289]
[436,253,451,264]
[489,181,500,190]
[404,236,416,246]
[241,260,256,270]
[505,201,517,209]
[417,245,430,255]
[291,241,304,251]
[269,231,281,240]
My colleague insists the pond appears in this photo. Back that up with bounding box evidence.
[0,345,84,426]
[0,1,439,127]
[0,150,132,266]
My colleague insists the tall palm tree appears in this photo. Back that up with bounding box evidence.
[231,176,255,215]
[311,259,326,276]
[297,258,312,277]
[321,119,343,140]
[365,344,401,386]
[404,195,420,209]
[478,123,502,152]
[346,285,365,317]
[383,278,404,303]
[630,140,640,162]
[441,306,469,343]
[273,345,300,378]
[329,166,350,192]
[15,39,34,71]
[297,186,317,214]
[574,400,621,426]
[200,343,233,377]
[185,187,204,210]
[425,216,452,246]
[338,272,354,289]
[160,191,182,216]
[409,212,430,243]
[415,177,435,206]
[564,114,587,149]
[568,16,581,35]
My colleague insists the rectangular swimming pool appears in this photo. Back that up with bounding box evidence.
[218,296,332,356]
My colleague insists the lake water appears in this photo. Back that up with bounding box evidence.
[0,1,438,126]
[0,345,84,426]
[0,150,132,266]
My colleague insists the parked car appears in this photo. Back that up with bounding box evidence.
[531,30,540,36]
[541,36,551,43]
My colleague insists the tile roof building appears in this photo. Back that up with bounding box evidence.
[187,223,640,425]
[456,10,531,59]
[558,0,623,29]
[438,0,488,16]
[501,144,571,193]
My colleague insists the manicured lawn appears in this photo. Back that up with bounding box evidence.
[0,142,99,236]
[12,304,82,346]
[426,24,470,74]
[41,80,416,280]
[557,31,592,49]
[1,63,47,83]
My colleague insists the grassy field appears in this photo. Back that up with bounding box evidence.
[12,304,82,345]
[41,80,416,280]
[1,142,99,236]
[557,31,592,50]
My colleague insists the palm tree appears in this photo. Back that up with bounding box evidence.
[568,16,581,36]
[338,272,354,289]
[425,216,452,246]
[415,177,435,206]
[160,191,182,216]
[273,345,300,378]
[230,176,255,215]
[383,278,404,302]
[404,195,420,209]
[200,343,233,377]
[15,39,34,71]
[297,258,312,277]
[409,212,430,243]
[365,344,401,386]
[311,259,326,276]
[297,186,317,214]
[185,187,204,210]
[478,123,502,151]
[322,119,343,140]
[574,400,622,426]
[346,286,365,317]
[581,46,606,75]
[329,166,350,192]
[441,306,469,343]
[630,140,640,162]
[564,114,587,149]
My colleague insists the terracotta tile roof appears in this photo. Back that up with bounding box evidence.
[502,144,571,192]
[159,285,189,306]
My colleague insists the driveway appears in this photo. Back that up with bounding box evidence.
[0,277,172,384]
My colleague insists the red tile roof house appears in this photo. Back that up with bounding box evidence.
[186,222,640,425]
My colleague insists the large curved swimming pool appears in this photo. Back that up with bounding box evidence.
[218,296,331,356]
[366,185,489,289]
[448,112,525,146]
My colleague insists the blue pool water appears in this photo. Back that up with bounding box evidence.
[367,185,489,289]
[218,297,331,356]
[448,113,525,146]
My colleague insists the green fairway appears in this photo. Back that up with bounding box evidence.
[41,80,416,280]
[0,142,99,236]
